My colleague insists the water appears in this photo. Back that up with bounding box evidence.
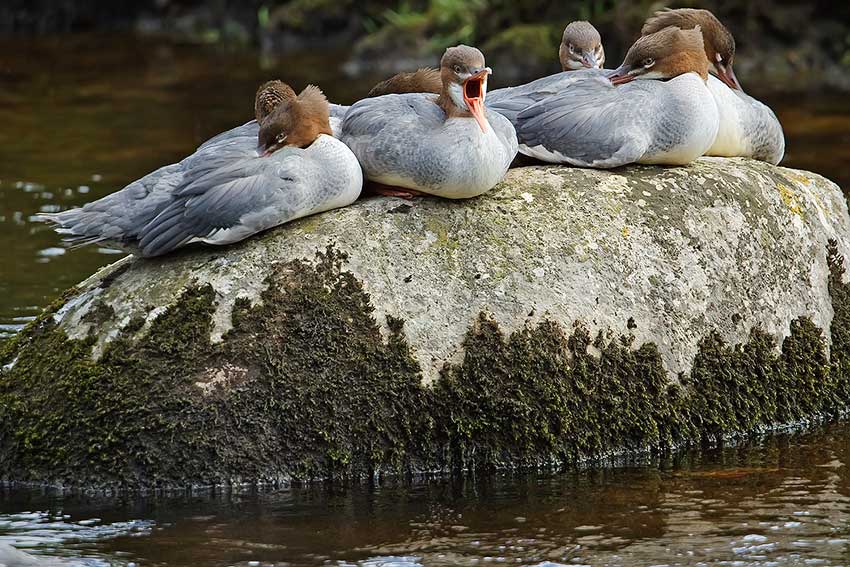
[1,422,850,566]
[2,33,850,566]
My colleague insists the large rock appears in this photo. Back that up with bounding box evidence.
[3,158,850,489]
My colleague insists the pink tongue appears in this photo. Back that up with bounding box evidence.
[467,95,488,133]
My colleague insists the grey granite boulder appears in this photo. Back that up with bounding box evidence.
[3,158,850,489]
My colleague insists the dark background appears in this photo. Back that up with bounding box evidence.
[2,0,850,90]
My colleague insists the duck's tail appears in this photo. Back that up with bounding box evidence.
[36,208,122,249]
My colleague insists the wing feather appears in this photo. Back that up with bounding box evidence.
[138,148,310,257]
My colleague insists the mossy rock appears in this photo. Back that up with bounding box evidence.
[2,160,850,489]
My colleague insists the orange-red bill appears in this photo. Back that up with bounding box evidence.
[463,70,490,133]
[610,74,635,85]
[718,64,741,90]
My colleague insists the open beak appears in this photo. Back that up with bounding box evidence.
[609,65,636,85]
[463,67,491,133]
[581,51,598,69]
[716,63,742,90]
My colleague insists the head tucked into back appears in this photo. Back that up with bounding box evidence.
[610,26,708,85]
[367,68,442,98]
[255,80,296,124]
[642,8,739,89]
[255,81,333,155]
[559,21,604,71]
[435,44,492,132]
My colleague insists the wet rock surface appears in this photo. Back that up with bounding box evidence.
[41,158,850,382]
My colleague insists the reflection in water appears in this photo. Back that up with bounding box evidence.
[1,423,850,566]
[1,33,849,338]
[0,511,152,566]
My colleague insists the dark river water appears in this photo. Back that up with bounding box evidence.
[2,33,850,566]
[2,423,850,566]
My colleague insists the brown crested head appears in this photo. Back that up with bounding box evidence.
[559,21,605,71]
[255,80,297,124]
[367,68,442,98]
[642,8,739,89]
[436,44,492,132]
[257,84,332,156]
[609,26,709,85]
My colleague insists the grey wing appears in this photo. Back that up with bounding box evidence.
[138,148,309,257]
[329,103,349,120]
[340,95,442,172]
[487,69,614,124]
[179,128,259,186]
[340,95,403,138]
[487,109,519,160]
[341,94,444,137]
[329,103,349,138]
[515,76,653,168]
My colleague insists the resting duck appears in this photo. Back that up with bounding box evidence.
[487,26,719,168]
[40,81,362,257]
[642,8,785,164]
[339,44,518,199]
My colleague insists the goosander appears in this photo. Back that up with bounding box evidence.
[488,26,719,168]
[339,45,518,199]
[559,21,605,71]
[642,8,785,164]
[40,81,362,257]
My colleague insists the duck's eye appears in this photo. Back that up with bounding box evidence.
[568,44,576,54]
[643,58,655,68]
[453,64,463,74]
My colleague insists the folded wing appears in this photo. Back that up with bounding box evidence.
[138,145,310,257]
[512,73,654,167]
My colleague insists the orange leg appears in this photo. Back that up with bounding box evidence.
[365,182,428,200]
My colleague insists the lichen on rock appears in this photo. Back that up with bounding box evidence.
[1,159,849,489]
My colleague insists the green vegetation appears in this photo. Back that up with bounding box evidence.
[4,1,848,87]
[2,242,849,489]
[261,0,850,67]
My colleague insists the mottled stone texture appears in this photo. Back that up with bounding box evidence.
[1,159,849,489]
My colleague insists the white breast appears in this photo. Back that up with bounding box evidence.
[431,119,513,199]
[368,117,514,200]
[640,73,719,165]
[704,76,785,164]
[705,76,750,157]
[304,135,364,212]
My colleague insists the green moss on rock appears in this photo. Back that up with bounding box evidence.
[1,245,848,489]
